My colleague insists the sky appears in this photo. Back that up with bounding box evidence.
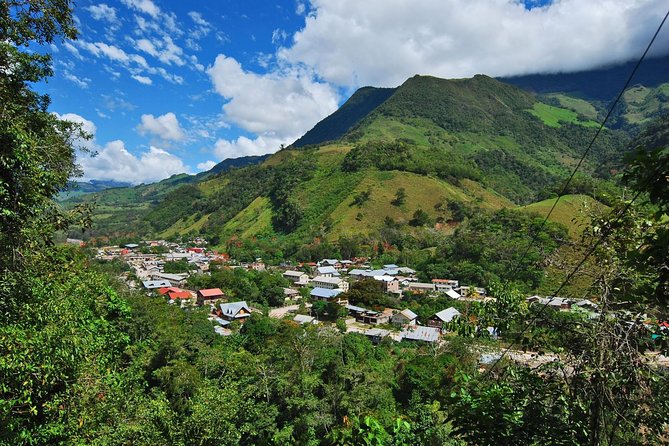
[36,0,669,184]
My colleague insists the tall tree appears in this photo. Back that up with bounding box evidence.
[0,0,88,270]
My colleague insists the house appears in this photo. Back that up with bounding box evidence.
[373,275,401,294]
[168,290,194,301]
[219,301,252,322]
[319,259,342,269]
[364,328,392,344]
[293,314,318,325]
[392,309,418,326]
[400,326,440,343]
[249,261,266,271]
[432,279,459,292]
[406,282,436,294]
[153,272,188,287]
[428,307,461,329]
[197,288,225,306]
[158,286,183,296]
[143,279,172,290]
[526,295,572,310]
[316,266,340,277]
[397,267,416,276]
[283,288,300,299]
[283,270,309,285]
[445,289,462,300]
[312,275,349,292]
[310,287,344,301]
[345,304,392,325]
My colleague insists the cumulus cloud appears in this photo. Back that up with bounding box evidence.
[197,160,218,171]
[207,54,339,154]
[80,141,189,184]
[213,135,289,159]
[281,0,669,87]
[137,112,186,141]
[54,112,97,150]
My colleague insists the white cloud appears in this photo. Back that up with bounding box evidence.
[63,72,91,88]
[134,36,185,66]
[188,11,211,27]
[272,28,289,45]
[54,112,97,150]
[63,41,83,60]
[296,1,306,15]
[86,4,118,23]
[80,141,189,184]
[131,74,152,85]
[121,0,160,18]
[207,54,339,149]
[282,0,669,87]
[213,135,289,159]
[137,112,186,141]
[197,160,217,171]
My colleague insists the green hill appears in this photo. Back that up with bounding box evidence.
[70,74,666,250]
[521,194,608,236]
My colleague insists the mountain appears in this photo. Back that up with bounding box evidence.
[291,86,396,148]
[500,55,669,101]
[197,154,271,177]
[69,72,659,249]
[57,179,132,200]
[500,55,669,130]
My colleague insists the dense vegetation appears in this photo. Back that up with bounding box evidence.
[2,3,668,444]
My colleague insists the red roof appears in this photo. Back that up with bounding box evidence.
[169,291,192,300]
[432,279,456,283]
[198,288,224,297]
[158,287,182,295]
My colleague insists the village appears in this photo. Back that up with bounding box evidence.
[95,238,601,346]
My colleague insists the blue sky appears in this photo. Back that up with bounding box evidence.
[37,0,668,184]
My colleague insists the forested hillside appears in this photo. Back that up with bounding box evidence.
[67,73,640,251]
[2,2,668,445]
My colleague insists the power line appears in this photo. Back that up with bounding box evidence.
[505,7,669,281]
[485,183,648,376]
[484,8,669,375]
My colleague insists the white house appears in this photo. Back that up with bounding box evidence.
[283,270,309,285]
[312,275,349,292]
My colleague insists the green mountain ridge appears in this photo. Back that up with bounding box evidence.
[68,71,667,250]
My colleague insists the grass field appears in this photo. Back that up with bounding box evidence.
[521,194,607,236]
[545,93,600,120]
[527,103,600,128]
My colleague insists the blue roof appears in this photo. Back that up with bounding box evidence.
[310,287,342,299]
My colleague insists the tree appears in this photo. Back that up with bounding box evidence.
[392,188,407,206]
[0,0,90,270]
[409,209,431,227]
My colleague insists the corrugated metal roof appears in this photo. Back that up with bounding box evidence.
[401,326,440,342]
[434,307,461,322]
[310,287,343,299]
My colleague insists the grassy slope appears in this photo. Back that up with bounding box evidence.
[526,103,600,128]
[543,93,600,120]
[520,194,608,237]
[621,83,669,125]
